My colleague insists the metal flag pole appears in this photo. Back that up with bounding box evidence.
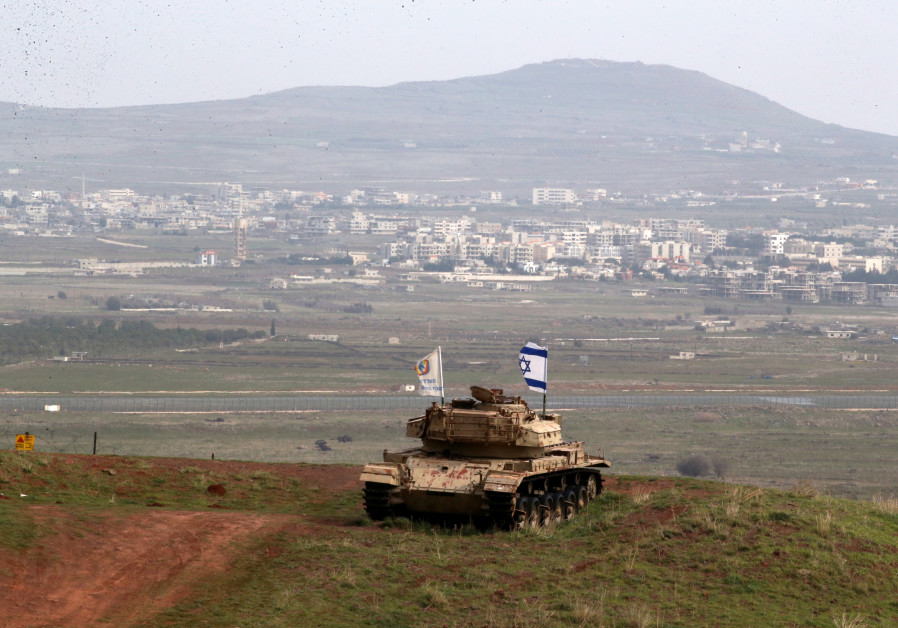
[438,345,445,405]
[542,344,548,418]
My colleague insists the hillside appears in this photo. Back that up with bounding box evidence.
[2,59,897,195]
[1,451,895,626]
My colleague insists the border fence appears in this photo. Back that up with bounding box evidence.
[2,393,898,413]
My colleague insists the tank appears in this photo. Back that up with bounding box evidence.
[360,386,610,528]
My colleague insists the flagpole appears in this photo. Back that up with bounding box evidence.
[438,345,444,405]
[542,345,547,418]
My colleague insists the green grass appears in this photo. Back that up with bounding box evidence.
[0,451,358,519]
[153,476,898,627]
[3,451,895,626]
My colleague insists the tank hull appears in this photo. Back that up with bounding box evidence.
[361,447,609,527]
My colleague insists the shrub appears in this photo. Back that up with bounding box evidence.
[343,302,373,314]
[105,296,121,311]
[711,455,730,479]
[676,454,710,477]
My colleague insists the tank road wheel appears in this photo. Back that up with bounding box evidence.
[524,497,541,528]
[550,492,565,524]
[586,474,598,502]
[537,493,552,526]
[363,482,393,521]
[575,485,589,512]
[540,493,561,526]
[561,488,577,521]
[513,496,532,530]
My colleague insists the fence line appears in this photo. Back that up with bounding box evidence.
[2,394,898,413]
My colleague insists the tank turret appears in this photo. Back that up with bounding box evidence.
[361,386,610,528]
[407,386,565,458]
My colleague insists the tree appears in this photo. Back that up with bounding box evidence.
[270,319,276,337]
[676,454,710,477]
[105,296,121,311]
[98,319,117,332]
[711,455,730,479]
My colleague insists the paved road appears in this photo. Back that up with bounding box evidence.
[3,393,898,413]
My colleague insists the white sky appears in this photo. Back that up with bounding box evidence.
[2,0,897,135]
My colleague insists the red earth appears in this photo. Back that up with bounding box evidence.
[0,463,652,627]
[0,462,362,628]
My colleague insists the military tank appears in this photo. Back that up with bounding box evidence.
[360,386,609,528]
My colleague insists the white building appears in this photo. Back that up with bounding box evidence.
[634,241,691,264]
[765,233,790,255]
[532,187,577,206]
[196,250,217,266]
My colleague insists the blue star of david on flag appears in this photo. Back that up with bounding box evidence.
[519,342,547,393]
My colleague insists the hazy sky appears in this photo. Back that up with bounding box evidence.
[3,1,897,135]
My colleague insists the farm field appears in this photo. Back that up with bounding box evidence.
[3,234,898,501]
[3,404,897,502]
[4,235,898,397]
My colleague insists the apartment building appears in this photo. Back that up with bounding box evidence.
[532,187,577,206]
[634,241,691,265]
[765,232,790,255]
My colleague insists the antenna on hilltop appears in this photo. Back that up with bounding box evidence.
[73,173,102,209]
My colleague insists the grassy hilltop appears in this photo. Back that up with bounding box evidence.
[1,452,896,627]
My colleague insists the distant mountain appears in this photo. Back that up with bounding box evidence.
[2,59,897,195]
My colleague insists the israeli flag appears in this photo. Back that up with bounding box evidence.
[519,342,548,393]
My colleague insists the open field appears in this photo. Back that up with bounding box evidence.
[1,453,896,627]
[3,328,898,394]
[3,232,898,396]
[3,404,897,501]
[4,234,898,502]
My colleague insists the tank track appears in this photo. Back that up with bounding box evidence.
[363,482,393,521]
[490,470,604,530]
[365,472,604,528]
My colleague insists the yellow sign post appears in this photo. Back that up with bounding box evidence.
[15,434,35,451]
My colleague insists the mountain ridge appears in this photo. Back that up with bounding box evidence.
[1,58,896,195]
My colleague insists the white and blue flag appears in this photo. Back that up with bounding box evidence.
[415,347,444,398]
[519,342,548,393]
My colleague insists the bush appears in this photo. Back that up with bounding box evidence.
[711,455,730,479]
[676,454,711,477]
[105,296,121,311]
[262,299,280,312]
[343,302,373,314]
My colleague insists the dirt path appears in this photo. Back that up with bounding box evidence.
[0,507,301,627]
[0,463,363,627]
